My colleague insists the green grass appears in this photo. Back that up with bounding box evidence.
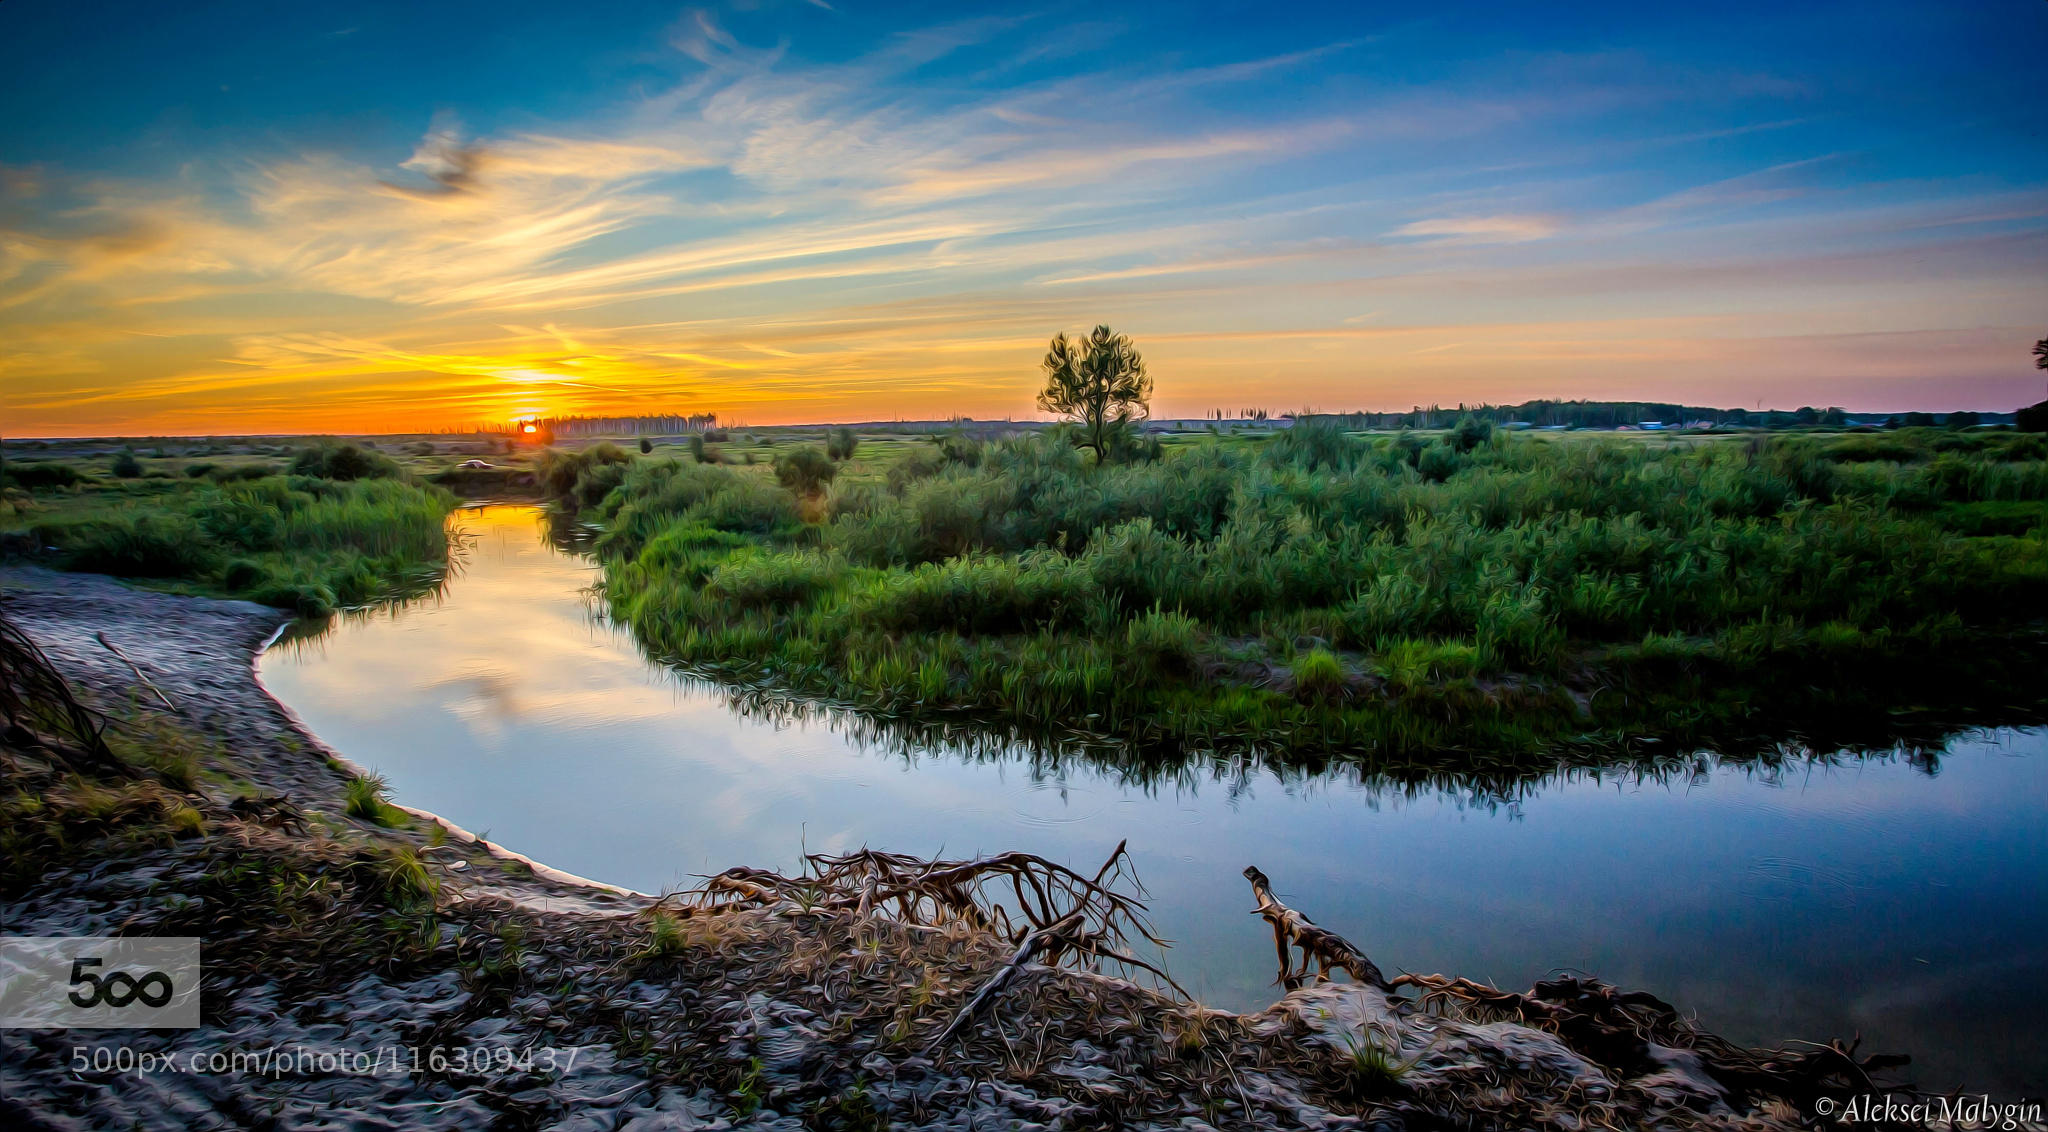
[343,772,409,827]
[4,456,456,616]
[555,425,2047,769]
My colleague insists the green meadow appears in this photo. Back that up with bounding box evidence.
[539,423,2048,766]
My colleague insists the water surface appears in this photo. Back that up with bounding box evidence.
[260,506,2048,1094]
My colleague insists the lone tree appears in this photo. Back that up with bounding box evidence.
[1038,325,1152,464]
[2018,336,2048,432]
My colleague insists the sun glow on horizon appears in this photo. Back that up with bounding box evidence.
[2,2,2043,437]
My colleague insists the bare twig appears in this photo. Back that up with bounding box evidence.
[927,907,1085,1053]
[95,631,176,711]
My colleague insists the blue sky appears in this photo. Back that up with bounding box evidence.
[2,0,2044,433]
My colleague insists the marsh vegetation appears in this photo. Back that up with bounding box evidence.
[544,424,2048,765]
[3,441,457,615]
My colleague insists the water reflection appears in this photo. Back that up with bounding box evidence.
[260,506,2048,1094]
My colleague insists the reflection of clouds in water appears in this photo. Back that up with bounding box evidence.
[431,667,525,742]
[255,506,2048,1094]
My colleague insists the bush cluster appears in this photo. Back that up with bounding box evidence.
[29,475,453,616]
[557,424,2048,759]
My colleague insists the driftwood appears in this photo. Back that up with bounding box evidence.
[1244,863,1909,1111]
[662,839,1186,1050]
[925,839,1184,1050]
[672,839,1179,988]
[1242,865,1387,990]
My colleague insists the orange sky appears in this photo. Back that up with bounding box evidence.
[5,6,2046,437]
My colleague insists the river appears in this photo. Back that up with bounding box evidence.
[258,505,2048,1093]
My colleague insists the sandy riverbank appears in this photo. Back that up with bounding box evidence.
[1,567,1897,1130]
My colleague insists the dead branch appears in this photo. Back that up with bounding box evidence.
[1242,865,1387,990]
[95,631,176,711]
[926,839,1185,1050]
[667,838,1177,1003]
[927,907,1085,1053]
[1245,865,1908,1112]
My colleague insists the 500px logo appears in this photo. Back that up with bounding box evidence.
[1,937,201,1028]
[66,957,177,1009]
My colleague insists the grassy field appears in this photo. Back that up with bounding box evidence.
[542,423,2048,766]
[3,441,459,615]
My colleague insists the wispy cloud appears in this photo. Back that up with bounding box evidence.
[1391,214,1560,244]
[3,9,2044,434]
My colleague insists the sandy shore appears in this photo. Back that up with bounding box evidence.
[1,567,1883,1130]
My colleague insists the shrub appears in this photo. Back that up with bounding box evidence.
[824,480,889,521]
[1476,586,1563,667]
[4,461,85,489]
[687,476,801,535]
[1123,608,1204,678]
[1416,442,1461,482]
[1291,647,1347,700]
[863,552,1097,634]
[250,580,338,617]
[936,433,984,468]
[591,460,795,557]
[59,513,217,577]
[289,442,402,481]
[639,437,653,455]
[588,425,2048,758]
[1342,573,1433,645]
[1376,638,1484,691]
[705,551,847,610]
[1265,420,1362,472]
[208,463,278,483]
[826,428,860,461]
[222,559,270,590]
[1101,425,1164,465]
[1449,415,1494,454]
[110,450,143,478]
[1825,436,1921,463]
[538,443,635,509]
[774,446,838,496]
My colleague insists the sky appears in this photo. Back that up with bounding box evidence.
[2,0,2045,436]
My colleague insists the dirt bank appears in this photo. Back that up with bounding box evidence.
[1,568,1896,1130]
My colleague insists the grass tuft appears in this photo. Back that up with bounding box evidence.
[343,772,408,827]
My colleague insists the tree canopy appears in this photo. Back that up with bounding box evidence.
[1037,325,1152,464]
